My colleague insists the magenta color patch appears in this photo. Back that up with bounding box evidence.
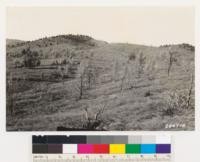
[78,144,93,154]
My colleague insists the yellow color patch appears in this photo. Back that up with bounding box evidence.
[109,144,125,154]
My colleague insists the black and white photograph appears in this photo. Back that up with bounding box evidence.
[6,6,195,131]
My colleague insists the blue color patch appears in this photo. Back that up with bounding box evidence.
[141,144,156,154]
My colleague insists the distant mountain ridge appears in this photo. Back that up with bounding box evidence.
[6,34,108,49]
[6,39,25,46]
[7,34,194,50]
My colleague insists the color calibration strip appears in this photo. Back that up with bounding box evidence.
[33,143,171,154]
[32,135,171,154]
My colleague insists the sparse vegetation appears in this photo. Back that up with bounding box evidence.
[85,59,98,89]
[113,60,120,81]
[6,76,14,115]
[6,35,194,131]
[129,52,136,61]
[167,50,177,76]
[144,91,152,97]
[186,73,194,109]
[163,74,194,116]
[82,103,107,130]
[63,34,92,43]
[163,91,187,116]
[75,61,87,99]
[138,52,146,77]
[14,59,24,68]
[23,47,41,68]
[120,62,128,91]
[179,43,195,52]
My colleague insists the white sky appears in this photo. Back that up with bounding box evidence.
[6,7,194,46]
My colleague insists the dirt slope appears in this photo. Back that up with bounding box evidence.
[6,35,195,131]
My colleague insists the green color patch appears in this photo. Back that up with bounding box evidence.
[126,144,141,154]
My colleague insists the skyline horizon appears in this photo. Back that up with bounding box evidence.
[6,33,195,47]
[7,7,194,46]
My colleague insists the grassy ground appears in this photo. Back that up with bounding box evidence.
[6,36,194,131]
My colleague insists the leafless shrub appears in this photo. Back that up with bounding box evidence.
[85,58,98,89]
[51,70,63,80]
[56,102,108,131]
[14,59,24,68]
[129,52,136,61]
[186,73,194,109]
[75,61,87,99]
[75,59,98,99]
[61,59,67,65]
[112,60,120,82]
[120,63,128,91]
[163,91,184,116]
[146,58,157,81]
[167,50,177,76]
[120,59,137,91]
[144,90,152,97]
[138,52,146,77]
[82,102,108,130]
[6,74,15,115]
[163,75,194,116]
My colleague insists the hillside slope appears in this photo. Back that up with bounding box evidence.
[6,35,195,131]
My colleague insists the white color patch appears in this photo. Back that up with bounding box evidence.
[63,144,77,154]
[156,135,171,144]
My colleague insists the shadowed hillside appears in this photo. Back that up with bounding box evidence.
[6,34,195,131]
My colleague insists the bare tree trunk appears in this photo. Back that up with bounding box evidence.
[88,73,91,89]
[167,51,175,76]
[121,64,128,92]
[168,55,172,76]
[138,53,146,78]
[121,76,125,91]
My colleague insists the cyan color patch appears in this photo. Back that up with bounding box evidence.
[141,144,156,154]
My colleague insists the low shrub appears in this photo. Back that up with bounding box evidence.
[162,90,191,116]
[129,52,136,61]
